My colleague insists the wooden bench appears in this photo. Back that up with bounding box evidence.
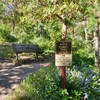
[12,43,39,62]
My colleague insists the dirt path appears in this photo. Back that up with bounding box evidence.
[0,57,53,100]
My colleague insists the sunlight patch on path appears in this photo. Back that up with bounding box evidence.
[0,57,53,100]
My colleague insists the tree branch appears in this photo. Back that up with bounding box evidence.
[55,14,65,24]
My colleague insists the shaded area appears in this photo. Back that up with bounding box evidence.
[0,57,53,100]
[0,43,14,59]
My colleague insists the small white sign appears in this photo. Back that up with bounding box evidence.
[55,54,72,66]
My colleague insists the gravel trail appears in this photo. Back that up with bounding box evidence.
[0,57,53,100]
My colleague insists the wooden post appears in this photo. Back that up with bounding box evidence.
[60,19,67,89]
[55,40,72,89]
[60,66,66,89]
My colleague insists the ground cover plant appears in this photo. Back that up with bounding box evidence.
[8,40,100,100]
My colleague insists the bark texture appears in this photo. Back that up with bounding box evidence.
[84,28,88,41]
[62,23,67,40]
[72,27,74,38]
[94,23,99,68]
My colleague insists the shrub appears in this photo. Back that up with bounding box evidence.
[0,24,17,42]
[0,43,14,59]
[8,62,100,100]
[29,37,54,54]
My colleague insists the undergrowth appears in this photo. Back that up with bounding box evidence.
[8,40,100,100]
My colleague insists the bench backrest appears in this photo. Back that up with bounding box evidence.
[12,43,39,53]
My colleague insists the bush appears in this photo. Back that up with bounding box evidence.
[72,39,94,68]
[29,37,54,54]
[0,24,17,42]
[8,61,100,100]
[0,43,14,59]
[8,37,100,100]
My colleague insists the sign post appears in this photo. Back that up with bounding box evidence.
[55,40,72,89]
[60,66,66,89]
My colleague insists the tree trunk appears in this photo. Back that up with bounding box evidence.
[72,27,74,38]
[62,23,67,40]
[54,14,67,40]
[11,0,17,36]
[11,18,15,35]
[84,28,88,41]
[94,23,99,68]
[39,25,43,37]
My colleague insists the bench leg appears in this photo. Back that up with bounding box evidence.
[16,53,19,63]
[36,52,38,61]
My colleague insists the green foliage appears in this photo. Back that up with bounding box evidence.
[87,16,97,34]
[5,23,99,99]
[72,38,94,67]
[14,19,62,54]
[0,24,10,42]
[0,43,14,59]
[8,63,100,100]
[0,24,17,42]
[8,42,100,100]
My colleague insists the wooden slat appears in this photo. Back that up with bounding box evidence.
[12,43,39,53]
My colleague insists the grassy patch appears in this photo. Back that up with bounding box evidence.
[7,86,27,100]
[0,43,14,59]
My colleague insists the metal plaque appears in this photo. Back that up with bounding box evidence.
[55,41,72,66]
